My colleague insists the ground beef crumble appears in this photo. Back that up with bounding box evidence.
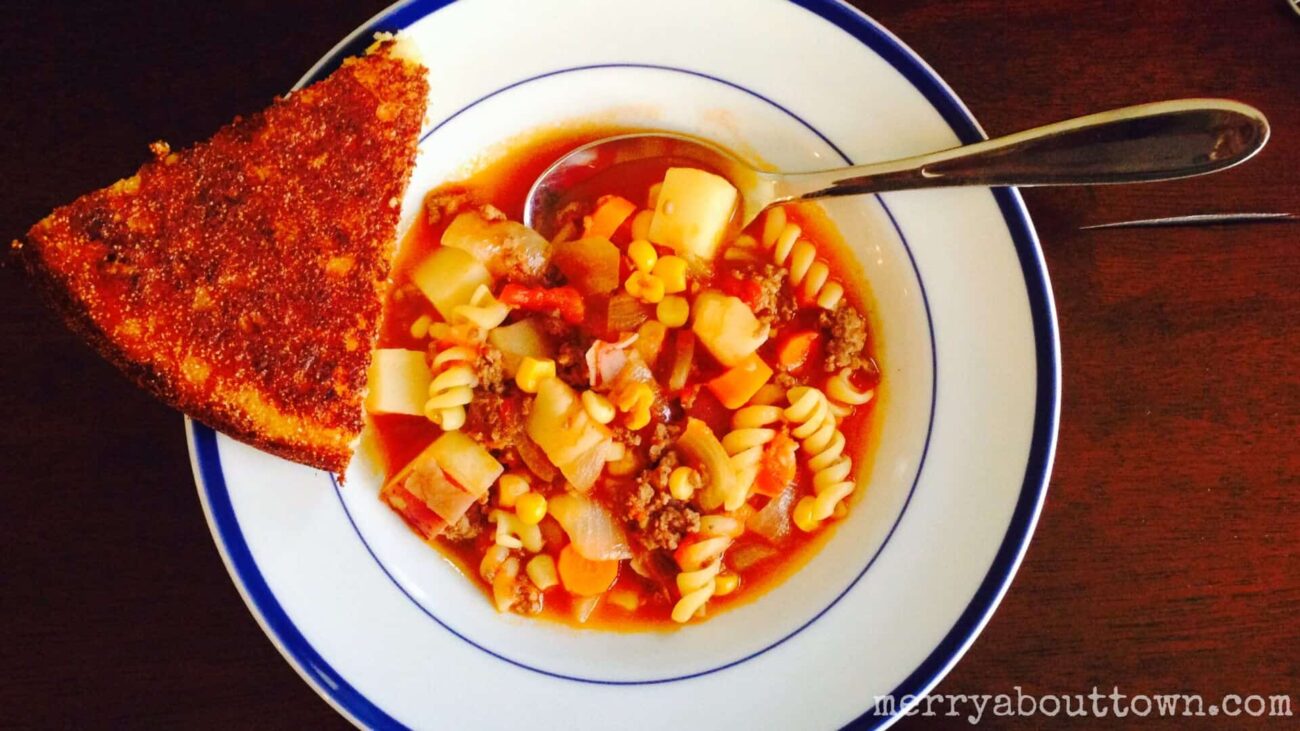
[463,391,522,454]
[424,187,477,227]
[511,577,543,615]
[727,262,797,327]
[622,451,700,551]
[553,331,593,389]
[474,344,507,394]
[820,303,869,373]
[646,421,681,463]
[774,371,800,390]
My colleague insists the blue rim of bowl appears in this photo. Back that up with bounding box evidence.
[190,0,1060,728]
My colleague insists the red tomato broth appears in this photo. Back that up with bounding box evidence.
[366,123,882,630]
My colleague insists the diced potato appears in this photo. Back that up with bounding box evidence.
[691,291,768,367]
[428,430,503,498]
[527,379,603,460]
[401,455,477,524]
[647,167,738,261]
[525,378,611,490]
[526,377,580,456]
[365,349,430,415]
[488,318,554,375]
[411,247,493,320]
[552,237,620,294]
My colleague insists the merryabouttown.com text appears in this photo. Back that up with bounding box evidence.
[874,687,1293,724]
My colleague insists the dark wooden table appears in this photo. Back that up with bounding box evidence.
[2,1,1296,728]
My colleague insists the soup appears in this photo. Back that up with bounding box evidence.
[366,126,880,628]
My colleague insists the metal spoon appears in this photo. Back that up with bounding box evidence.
[524,99,1269,238]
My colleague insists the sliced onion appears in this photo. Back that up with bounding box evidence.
[727,542,779,572]
[606,292,651,332]
[585,333,639,389]
[561,441,608,492]
[677,418,738,512]
[516,434,558,483]
[747,484,795,543]
[572,594,601,624]
[548,491,633,561]
[667,330,696,392]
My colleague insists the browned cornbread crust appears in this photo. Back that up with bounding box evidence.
[19,42,428,474]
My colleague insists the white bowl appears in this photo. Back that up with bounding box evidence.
[191,0,1060,728]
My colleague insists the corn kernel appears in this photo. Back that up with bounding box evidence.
[624,271,645,297]
[652,255,688,294]
[639,274,665,304]
[515,356,556,393]
[793,496,819,532]
[630,209,654,241]
[626,405,651,431]
[409,314,432,339]
[656,295,690,328]
[497,473,530,508]
[581,390,616,424]
[624,271,665,304]
[628,239,658,272]
[833,502,848,520]
[526,554,559,590]
[668,466,700,501]
[515,492,548,525]
[615,382,653,413]
[714,573,740,596]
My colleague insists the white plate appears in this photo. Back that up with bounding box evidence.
[190,0,1060,728]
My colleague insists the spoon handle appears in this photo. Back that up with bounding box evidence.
[771,99,1269,202]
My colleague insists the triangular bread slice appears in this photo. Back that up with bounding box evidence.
[17,39,428,474]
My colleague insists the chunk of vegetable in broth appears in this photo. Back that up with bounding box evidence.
[411,246,493,320]
[365,349,430,415]
[552,237,621,295]
[647,167,737,261]
[549,492,632,561]
[488,318,554,375]
[691,291,768,366]
[402,458,478,525]
[442,210,551,282]
[428,430,503,498]
[525,378,612,490]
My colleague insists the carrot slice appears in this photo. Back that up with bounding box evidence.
[558,544,619,597]
[777,331,819,370]
[583,195,637,240]
[754,431,798,497]
[706,353,774,409]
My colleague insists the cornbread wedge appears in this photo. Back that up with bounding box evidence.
[16,39,428,474]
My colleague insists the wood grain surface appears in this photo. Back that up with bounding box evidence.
[1,1,1295,728]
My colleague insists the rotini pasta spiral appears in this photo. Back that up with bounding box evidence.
[720,404,785,509]
[783,386,856,527]
[453,283,511,333]
[825,367,875,419]
[671,514,744,623]
[424,344,478,430]
[761,207,844,311]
